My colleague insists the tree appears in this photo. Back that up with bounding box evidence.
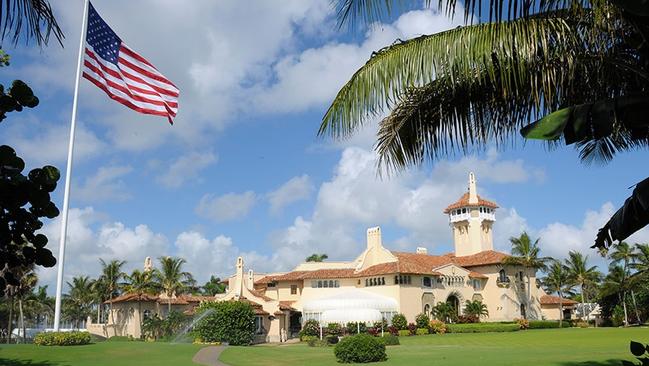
[432,301,456,323]
[631,244,649,283]
[124,269,158,337]
[609,242,639,324]
[62,276,94,329]
[306,253,328,262]
[320,1,649,253]
[564,251,602,322]
[542,261,572,328]
[201,275,226,296]
[154,256,194,314]
[98,259,125,325]
[503,232,549,313]
[600,264,631,326]
[0,0,63,46]
[463,300,489,321]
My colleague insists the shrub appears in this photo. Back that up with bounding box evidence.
[193,300,255,346]
[516,318,530,330]
[574,320,589,328]
[367,327,379,337]
[407,323,417,335]
[334,334,387,363]
[301,319,320,337]
[326,334,340,344]
[308,338,329,347]
[457,315,479,324]
[301,335,318,343]
[446,323,519,333]
[415,313,430,329]
[106,335,134,342]
[398,329,410,337]
[33,332,91,346]
[380,334,400,346]
[392,313,408,330]
[386,325,398,336]
[527,320,571,329]
[373,318,388,330]
[416,328,429,336]
[429,319,447,334]
[326,323,342,336]
[346,322,367,335]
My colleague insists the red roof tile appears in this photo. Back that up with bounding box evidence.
[540,295,578,305]
[444,193,498,213]
[279,301,297,311]
[452,250,510,267]
[249,288,274,302]
[468,271,488,279]
[105,293,159,304]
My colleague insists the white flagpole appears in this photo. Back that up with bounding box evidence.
[53,0,90,332]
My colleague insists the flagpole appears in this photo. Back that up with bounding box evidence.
[53,0,90,332]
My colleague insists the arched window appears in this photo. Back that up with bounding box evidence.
[329,280,334,288]
[424,304,431,316]
[498,269,507,282]
[381,277,385,285]
[365,279,369,286]
[394,276,399,284]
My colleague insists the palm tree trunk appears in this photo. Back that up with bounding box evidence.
[580,283,585,322]
[583,283,590,323]
[631,290,641,324]
[558,290,563,328]
[167,298,171,315]
[622,291,629,327]
[97,301,101,323]
[7,295,14,344]
[19,299,25,344]
[138,300,142,339]
[526,272,531,319]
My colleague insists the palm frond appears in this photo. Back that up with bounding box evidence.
[0,0,63,46]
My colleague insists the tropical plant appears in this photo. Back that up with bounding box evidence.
[62,276,94,329]
[98,259,126,325]
[0,0,63,46]
[601,264,632,326]
[305,253,328,262]
[320,0,649,253]
[154,256,194,314]
[463,300,489,321]
[627,340,649,366]
[609,242,639,325]
[564,251,601,322]
[542,261,573,328]
[194,301,255,346]
[334,333,387,363]
[415,312,429,329]
[432,301,457,323]
[201,275,226,295]
[391,313,407,330]
[123,269,158,337]
[503,232,549,312]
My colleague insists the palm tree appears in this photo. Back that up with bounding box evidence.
[201,276,226,296]
[542,261,573,328]
[90,278,108,323]
[609,242,639,324]
[631,243,649,286]
[463,300,489,321]
[154,257,194,314]
[503,232,549,314]
[432,301,456,323]
[564,251,602,322]
[0,0,63,46]
[601,264,630,326]
[63,276,94,329]
[319,1,649,251]
[124,269,159,336]
[99,259,126,325]
[306,253,329,262]
[25,285,54,329]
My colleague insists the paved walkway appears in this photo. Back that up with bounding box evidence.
[192,345,228,366]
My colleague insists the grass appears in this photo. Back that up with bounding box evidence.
[0,328,646,366]
[0,341,204,366]
[219,328,649,366]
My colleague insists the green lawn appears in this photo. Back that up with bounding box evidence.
[220,328,649,366]
[0,328,647,366]
[0,341,204,366]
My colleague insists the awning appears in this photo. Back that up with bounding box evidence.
[320,308,383,325]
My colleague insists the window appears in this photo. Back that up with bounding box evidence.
[518,271,524,281]
[381,277,385,285]
[423,277,431,287]
[424,304,431,316]
[394,276,399,284]
[254,316,264,334]
[318,280,323,288]
[143,309,152,320]
[498,269,508,282]
[267,282,276,288]
[291,285,297,295]
[472,279,482,291]
[311,281,317,288]
[314,279,340,288]
[396,275,411,285]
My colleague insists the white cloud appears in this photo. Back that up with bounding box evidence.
[74,165,133,203]
[195,191,257,222]
[267,174,314,213]
[155,151,217,189]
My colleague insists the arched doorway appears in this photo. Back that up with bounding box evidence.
[446,294,460,317]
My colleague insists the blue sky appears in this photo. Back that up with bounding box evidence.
[2,0,647,289]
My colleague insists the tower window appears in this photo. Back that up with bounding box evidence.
[498,269,508,283]
[291,285,297,294]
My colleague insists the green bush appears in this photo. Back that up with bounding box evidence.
[33,332,92,346]
[193,300,255,346]
[301,319,320,337]
[429,319,447,334]
[392,313,408,330]
[527,320,571,329]
[446,323,519,333]
[326,323,343,336]
[346,321,367,334]
[416,328,429,335]
[308,338,329,347]
[300,335,318,343]
[398,329,410,337]
[326,334,340,344]
[334,334,387,363]
[415,313,430,329]
[380,334,400,346]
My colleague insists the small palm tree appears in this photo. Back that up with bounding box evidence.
[306,253,328,262]
[564,251,602,322]
[99,259,126,325]
[503,232,549,312]
[542,261,573,328]
[463,300,489,321]
[609,242,638,325]
[432,302,456,323]
[124,269,158,336]
[154,257,194,314]
[63,276,94,329]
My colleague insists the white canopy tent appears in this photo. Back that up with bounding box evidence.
[303,289,398,325]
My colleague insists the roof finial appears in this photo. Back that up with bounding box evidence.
[468,172,478,204]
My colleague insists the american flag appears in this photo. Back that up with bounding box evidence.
[82,3,179,124]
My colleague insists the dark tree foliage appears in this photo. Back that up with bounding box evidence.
[194,300,255,345]
[0,78,59,296]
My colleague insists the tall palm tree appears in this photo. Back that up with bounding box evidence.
[90,278,108,323]
[63,276,94,329]
[542,261,573,328]
[601,264,630,326]
[99,259,126,325]
[631,243,649,280]
[306,253,329,262]
[609,242,639,324]
[154,257,194,314]
[319,0,649,251]
[25,285,54,328]
[503,232,549,315]
[564,251,602,322]
[0,0,63,46]
[124,269,158,336]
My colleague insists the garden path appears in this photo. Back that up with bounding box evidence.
[192,345,228,366]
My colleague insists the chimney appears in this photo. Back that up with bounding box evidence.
[366,227,382,250]
[468,172,478,204]
[416,247,428,255]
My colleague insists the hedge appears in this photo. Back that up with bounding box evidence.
[528,320,572,329]
[334,334,387,363]
[446,323,520,333]
[416,328,429,336]
[193,300,255,345]
[380,334,400,346]
[33,332,92,346]
[398,330,410,337]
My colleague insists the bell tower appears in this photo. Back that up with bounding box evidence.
[444,172,498,256]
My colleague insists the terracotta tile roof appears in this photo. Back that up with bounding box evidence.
[273,311,285,316]
[391,252,453,274]
[271,269,357,281]
[255,275,278,284]
[540,295,578,305]
[279,301,296,311]
[468,271,488,279]
[183,295,214,303]
[105,293,159,304]
[444,193,498,213]
[452,250,510,267]
[254,308,270,315]
[157,297,190,305]
[249,288,274,302]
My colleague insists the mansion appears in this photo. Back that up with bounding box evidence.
[87,173,575,342]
